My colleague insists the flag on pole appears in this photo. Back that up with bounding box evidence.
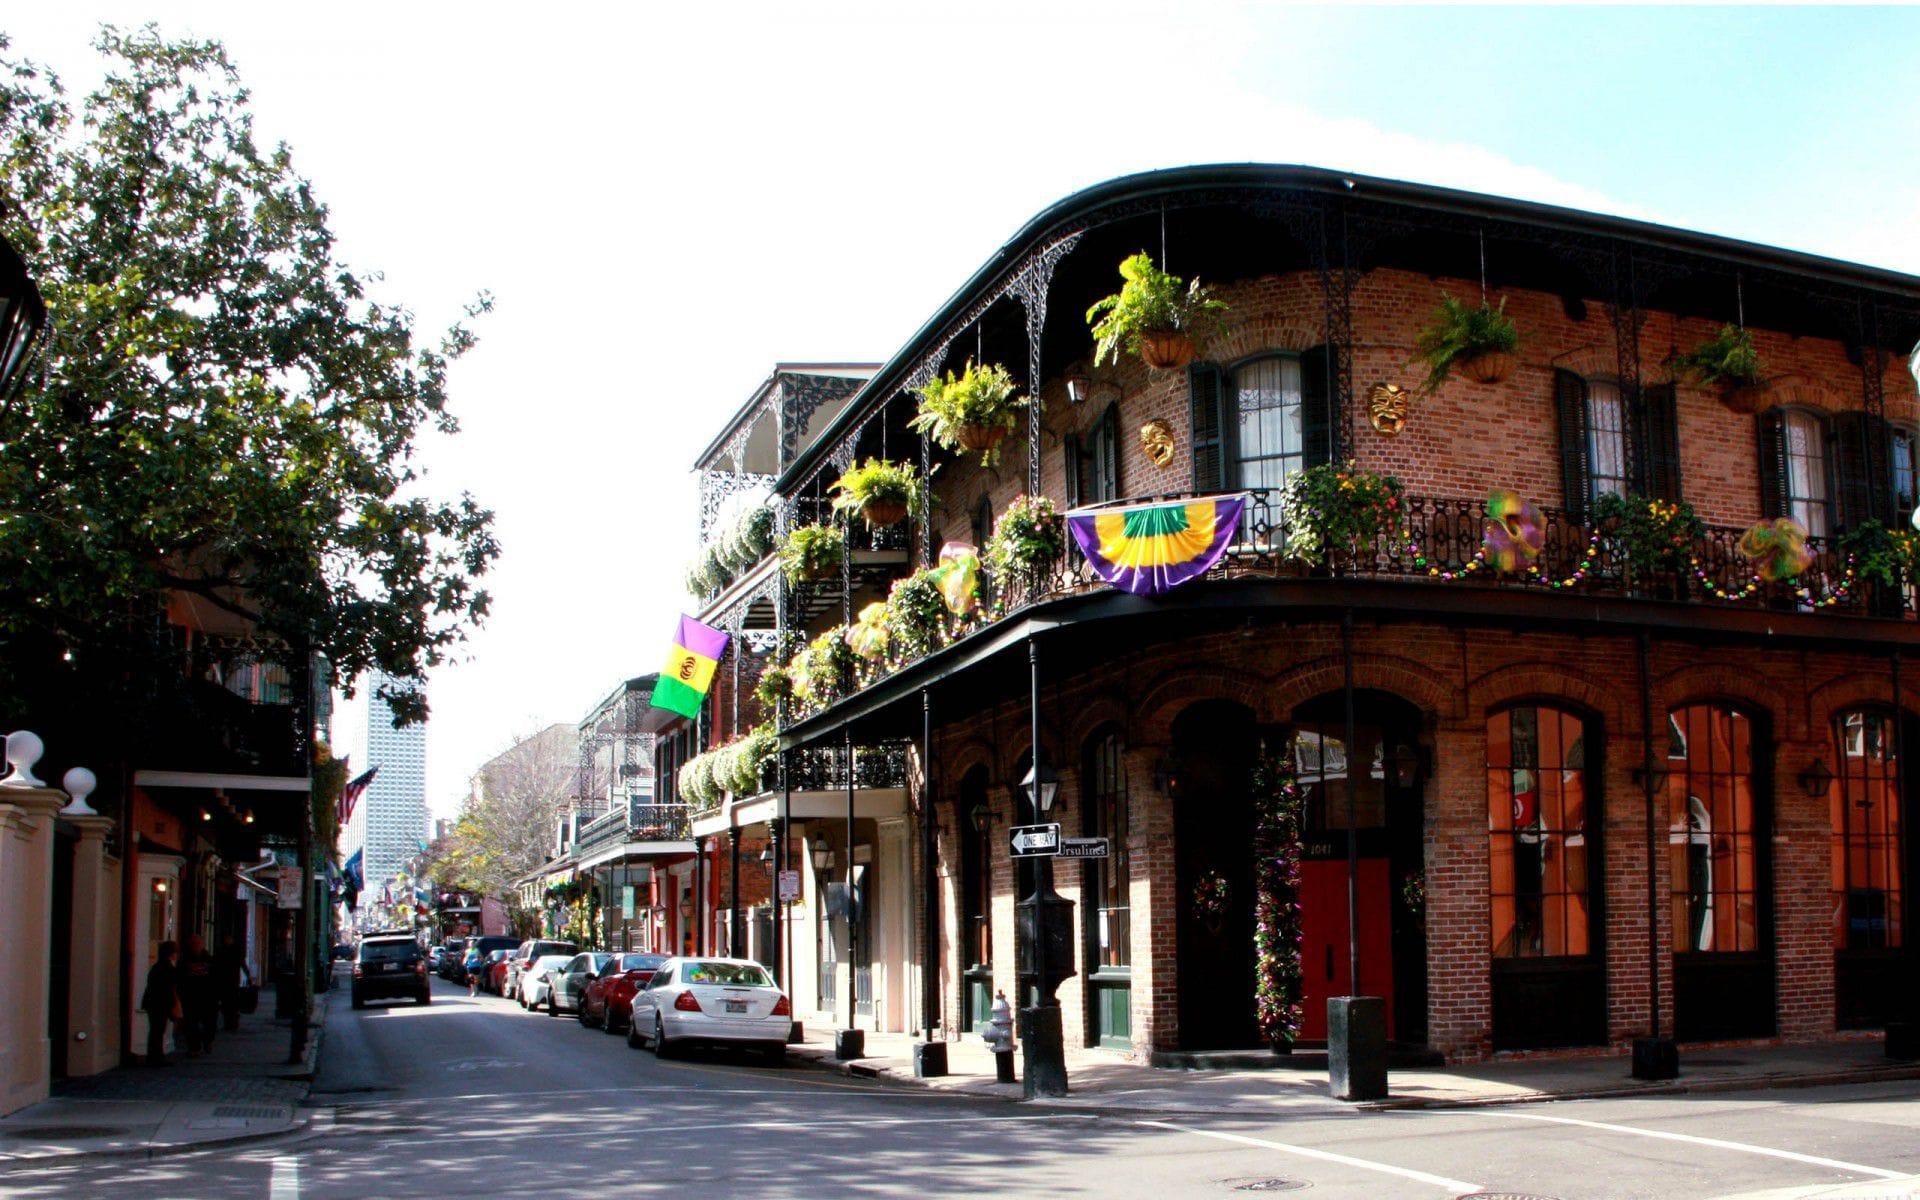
[650,615,730,719]
[342,848,363,893]
[340,766,377,826]
[1066,495,1246,596]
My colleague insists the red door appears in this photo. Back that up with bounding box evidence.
[1298,858,1395,1040]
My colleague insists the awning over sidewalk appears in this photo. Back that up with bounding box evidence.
[689,787,907,841]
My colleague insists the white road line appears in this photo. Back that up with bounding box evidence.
[337,1083,897,1108]
[268,1155,300,1200]
[381,1113,1091,1148]
[1135,1119,1482,1195]
[1450,1111,1906,1180]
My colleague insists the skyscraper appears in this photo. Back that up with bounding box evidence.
[342,669,428,921]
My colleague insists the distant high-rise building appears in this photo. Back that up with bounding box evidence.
[341,670,428,914]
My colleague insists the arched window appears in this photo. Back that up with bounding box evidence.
[1083,729,1129,968]
[1832,709,1903,951]
[1188,350,1331,494]
[1487,706,1594,958]
[1667,704,1760,952]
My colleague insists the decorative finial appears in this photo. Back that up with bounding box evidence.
[0,730,47,789]
[60,767,98,816]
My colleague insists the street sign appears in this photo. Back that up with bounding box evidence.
[276,864,304,909]
[1008,823,1061,858]
[1057,836,1110,860]
[777,869,800,902]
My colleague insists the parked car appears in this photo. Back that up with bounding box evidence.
[581,953,668,1033]
[457,936,518,984]
[480,949,511,994]
[427,945,445,973]
[352,935,431,1009]
[517,953,575,1010]
[626,956,790,1061]
[437,938,467,980]
[505,939,577,1003]
[547,951,614,1017]
[330,943,353,962]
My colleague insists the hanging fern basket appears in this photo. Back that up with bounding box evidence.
[1137,329,1196,370]
[1456,349,1516,384]
[956,423,1010,455]
[861,499,909,527]
[1720,381,1772,415]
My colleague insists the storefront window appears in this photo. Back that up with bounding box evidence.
[1667,704,1760,953]
[1832,710,1904,950]
[1487,706,1592,958]
[1085,730,1130,968]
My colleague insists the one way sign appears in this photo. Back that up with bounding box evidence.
[1008,823,1061,857]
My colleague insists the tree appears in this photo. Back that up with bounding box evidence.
[0,27,496,725]
[428,724,577,898]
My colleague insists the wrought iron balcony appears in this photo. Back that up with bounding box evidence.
[574,802,693,853]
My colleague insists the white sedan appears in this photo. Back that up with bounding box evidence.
[517,954,574,1010]
[625,957,791,1061]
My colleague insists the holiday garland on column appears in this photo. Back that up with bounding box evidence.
[1252,738,1305,1049]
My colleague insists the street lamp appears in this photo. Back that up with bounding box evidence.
[810,844,833,872]
[1020,760,1059,816]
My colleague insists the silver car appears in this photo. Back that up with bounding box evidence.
[626,956,791,1061]
[517,953,574,1010]
[546,952,612,1017]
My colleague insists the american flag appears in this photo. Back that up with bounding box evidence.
[340,765,378,825]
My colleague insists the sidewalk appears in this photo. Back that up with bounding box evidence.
[0,981,331,1162]
[785,1026,1920,1114]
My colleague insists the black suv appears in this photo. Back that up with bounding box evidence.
[352,935,431,1008]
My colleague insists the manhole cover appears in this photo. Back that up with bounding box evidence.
[3,1125,129,1139]
[211,1104,284,1120]
[1225,1180,1308,1192]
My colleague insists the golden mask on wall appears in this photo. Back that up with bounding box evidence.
[1368,383,1412,435]
[1140,419,1176,467]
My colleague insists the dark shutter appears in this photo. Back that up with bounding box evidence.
[1554,369,1593,521]
[1095,402,1121,501]
[1063,433,1083,510]
[1636,383,1683,504]
[1831,410,1892,531]
[1300,346,1332,470]
[1757,408,1791,519]
[972,495,994,546]
[1189,362,1228,491]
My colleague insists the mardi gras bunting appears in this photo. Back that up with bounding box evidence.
[1482,490,1544,573]
[650,615,730,719]
[846,601,891,661]
[927,541,982,615]
[1738,517,1813,582]
[1067,495,1246,596]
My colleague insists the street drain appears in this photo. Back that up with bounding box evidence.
[1225,1180,1308,1192]
[3,1125,129,1139]
[211,1104,285,1120]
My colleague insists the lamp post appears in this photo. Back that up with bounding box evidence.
[1019,636,1069,1098]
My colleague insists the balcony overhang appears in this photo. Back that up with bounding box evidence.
[574,842,693,871]
[134,770,310,793]
[690,786,908,840]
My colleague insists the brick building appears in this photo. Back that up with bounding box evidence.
[678,165,1920,1065]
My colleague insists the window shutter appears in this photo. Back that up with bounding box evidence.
[1063,433,1083,510]
[1635,383,1683,504]
[1554,369,1593,520]
[1757,408,1791,519]
[1096,402,1121,501]
[1189,362,1228,491]
[1300,346,1332,469]
[1830,410,1892,531]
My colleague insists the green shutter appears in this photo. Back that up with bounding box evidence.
[1757,408,1791,519]
[1301,346,1332,470]
[1554,369,1593,520]
[1636,383,1683,504]
[1189,362,1227,491]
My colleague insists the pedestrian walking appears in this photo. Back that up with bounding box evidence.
[141,941,180,1067]
[179,933,217,1053]
[214,933,251,1032]
[464,944,485,997]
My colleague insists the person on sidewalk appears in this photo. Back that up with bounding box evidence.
[214,933,251,1032]
[141,941,180,1067]
[179,933,217,1054]
[464,944,485,997]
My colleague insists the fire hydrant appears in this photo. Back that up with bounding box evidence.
[982,990,1016,1083]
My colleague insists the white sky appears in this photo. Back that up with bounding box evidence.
[9,3,1917,818]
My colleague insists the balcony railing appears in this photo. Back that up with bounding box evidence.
[785,488,1912,724]
[574,803,693,854]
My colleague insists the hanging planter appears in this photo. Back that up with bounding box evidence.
[1455,348,1517,385]
[1086,252,1229,371]
[829,458,924,529]
[1411,295,1520,392]
[776,523,846,584]
[1674,323,1769,414]
[910,361,1026,467]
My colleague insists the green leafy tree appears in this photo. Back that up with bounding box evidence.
[0,27,496,725]
[424,725,577,898]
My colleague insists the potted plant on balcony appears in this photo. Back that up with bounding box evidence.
[753,661,793,710]
[720,505,776,571]
[983,494,1065,582]
[1280,463,1405,566]
[718,725,778,797]
[910,360,1028,467]
[1412,294,1520,391]
[886,570,948,660]
[1593,492,1704,576]
[1086,251,1230,370]
[777,522,845,584]
[792,626,856,710]
[829,457,923,528]
[1673,323,1768,413]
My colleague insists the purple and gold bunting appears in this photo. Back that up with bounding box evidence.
[1066,495,1245,596]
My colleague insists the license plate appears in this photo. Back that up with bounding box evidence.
[724,1000,747,1014]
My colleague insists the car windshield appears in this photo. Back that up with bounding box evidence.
[533,942,576,957]
[620,954,666,971]
[680,961,774,987]
[360,941,417,962]
[533,956,571,969]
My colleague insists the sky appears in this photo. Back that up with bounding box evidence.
[6,3,1917,819]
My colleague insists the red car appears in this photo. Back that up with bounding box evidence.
[580,953,669,1034]
[486,951,513,995]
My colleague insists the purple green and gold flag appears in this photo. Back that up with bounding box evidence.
[650,615,730,719]
[1067,495,1245,596]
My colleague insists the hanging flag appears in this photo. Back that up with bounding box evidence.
[340,766,377,826]
[1066,495,1246,596]
[343,848,364,892]
[650,614,731,719]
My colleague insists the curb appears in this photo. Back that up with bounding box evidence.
[0,1113,315,1168]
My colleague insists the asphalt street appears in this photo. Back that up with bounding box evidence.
[3,974,1916,1199]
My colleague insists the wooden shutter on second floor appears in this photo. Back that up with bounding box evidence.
[1831,410,1892,531]
[1190,362,1228,491]
[1063,433,1083,510]
[1636,383,1684,504]
[1757,408,1792,519]
[1554,369,1593,520]
[1094,402,1121,501]
[1300,345,1333,470]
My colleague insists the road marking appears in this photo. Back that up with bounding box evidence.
[380,1113,1091,1148]
[340,1082,899,1108]
[1448,1111,1906,1180]
[269,1155,299,1200]
[1135,1120,1481,1195]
